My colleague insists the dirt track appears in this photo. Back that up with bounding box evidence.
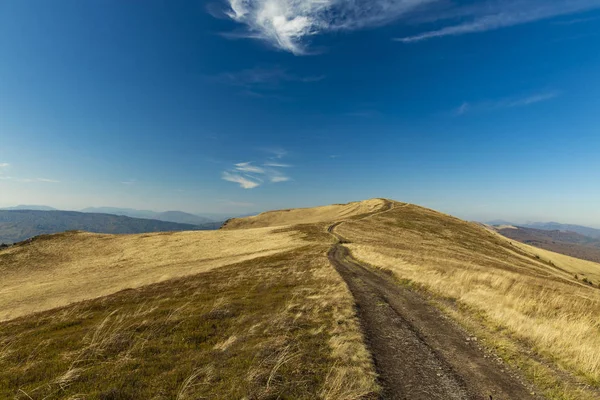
[327,203,540,400]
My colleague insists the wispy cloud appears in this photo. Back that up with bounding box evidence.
[219,0,600,52]
[553,15,600,25]
[214,66,323,98]
[397,1,600,43]
[0,163,9,168]
[121,179,136,185]
[270,175,290,183]
[215,66,323,87]
[454,91,560,115]
[264,162,291,167]
[235,162,265,174]
[222,153,292,189]
[221,0,436,54]
[222,171,261,189]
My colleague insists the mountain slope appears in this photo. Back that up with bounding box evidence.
[0,210,209,244]
[338,201,600,397]
[0,206,377,399]
[2,199,600,399]
[0,227,306,321]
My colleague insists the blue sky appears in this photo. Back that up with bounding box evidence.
[1,1,599,225]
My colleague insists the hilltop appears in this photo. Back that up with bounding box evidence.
[1,199,599,399]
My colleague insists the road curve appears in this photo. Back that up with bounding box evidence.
[327,201,539,400]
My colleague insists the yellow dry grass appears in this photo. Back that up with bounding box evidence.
[337,202,600,397]
[510,238,600,283]
[0,225,378,399]
[222,198,387,229]
[0,227,305,321]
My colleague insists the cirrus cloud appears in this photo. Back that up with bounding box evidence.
[222,153,292,189]
[219,0,600,53]
[397,0,600,43]
[222,0,437,54]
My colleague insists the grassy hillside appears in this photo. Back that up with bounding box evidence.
[0,210,216,244]
[0,242,377,399]
[3,198,600,399]
[0,227,305,321]
[338,202,600,398]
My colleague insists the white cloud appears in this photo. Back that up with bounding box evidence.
[397,1,600,42]
[235,162,265,174]
[222,171,261,189]
[270,175,290,183]
[223,0,436,54]
[222,151,292,188]
[0,163,9,168]
[220,0,600,51]
[454,91,560,115]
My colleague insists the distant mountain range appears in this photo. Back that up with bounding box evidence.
[487,220,600,240]
[0,205,58,211]
[0,205,247,226]
[520,222,600,240]
[80,207,214,226]
[0,210,221,244]
[494,225,600,264]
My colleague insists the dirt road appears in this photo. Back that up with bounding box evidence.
[327,203,539,400]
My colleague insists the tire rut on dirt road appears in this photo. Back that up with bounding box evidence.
[327,202,540,400]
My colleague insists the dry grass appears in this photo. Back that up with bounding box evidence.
[338,201,600,398]
[0,242,378,399]
[0,227,306,321]
[508,238,600,283]
[222,199,386,229]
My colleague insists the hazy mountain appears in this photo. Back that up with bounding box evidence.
[0,210,215,244]
[153,211,213,225]
[487,220,600,240]
[0,205,57,211]
[485,219,514,226]
[520,222,600,240]
[80,207,214,225]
